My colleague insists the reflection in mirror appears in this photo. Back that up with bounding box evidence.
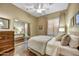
[75,12,79,26]
[0,17,9,29]
[70,11,79,27]
[70,17,74,27]
[14,19,30,44]
[14,19,25,35]
[14,19,30,36]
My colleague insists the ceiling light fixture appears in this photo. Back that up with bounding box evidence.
[25,3,52,13]
[36,4,46,13]
[37,9,45,13]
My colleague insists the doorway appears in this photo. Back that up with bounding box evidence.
[13,19,30,55]
[13,19,30,45]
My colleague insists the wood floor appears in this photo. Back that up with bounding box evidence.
[19,49,37,56]
[1,49,36,56]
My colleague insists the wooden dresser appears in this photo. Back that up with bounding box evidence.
[0,31,14,55]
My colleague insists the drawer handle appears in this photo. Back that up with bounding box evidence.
[0,37,2,39]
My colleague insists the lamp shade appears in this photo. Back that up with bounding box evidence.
[59,27,65,32]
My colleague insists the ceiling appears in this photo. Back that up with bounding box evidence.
[13,3,69,17]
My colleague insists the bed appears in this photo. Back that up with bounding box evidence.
[28,35,53,55]
[28,30,79,56]
[46,26,79,56]
[46,39,79,56]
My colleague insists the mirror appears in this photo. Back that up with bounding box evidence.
[13,19,30,36]
[75,11,79,26]
[70,11,79,27]
[0,17,9,29]
[14,19,25,35]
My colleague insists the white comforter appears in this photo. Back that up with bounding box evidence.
[46,38,79,56]
[46,38,59,56]
[28,35,52,55]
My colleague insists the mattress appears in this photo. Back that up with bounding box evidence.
[28,35,52,55]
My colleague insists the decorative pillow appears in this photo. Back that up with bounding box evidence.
[61,34,71,46]
[69,35,79,49]
[77,46,79,50]
[55,33,65,41]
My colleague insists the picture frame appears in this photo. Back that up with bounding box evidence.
[39,25,43,30]
[0,17,10,29]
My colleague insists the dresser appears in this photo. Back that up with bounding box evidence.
[0,31,14,55]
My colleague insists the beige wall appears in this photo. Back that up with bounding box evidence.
[37,16,47,35]
[60,12,66,27]
[37,12,66,35]
[66,3,79,33]
[0,3,37,36]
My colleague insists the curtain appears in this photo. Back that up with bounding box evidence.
[47,17,59,36]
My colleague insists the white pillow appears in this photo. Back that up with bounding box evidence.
[61,34,71,46]
[55,33,65,41]
[69,35,79,49]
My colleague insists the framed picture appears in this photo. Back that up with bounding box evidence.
[0,17,10,29]
[39,25,43,30]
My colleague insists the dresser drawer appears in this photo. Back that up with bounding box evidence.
[6,36,14,40]
[3,45,14,50]
[0,31,14,35]
[0,40,13,44]
[0,36,5,41]
[0,48,4,52]
[0,39,13,44]
[2,49,14,56]
[0,41,14,48]
[0,45,14,55]
[0,31,14,55]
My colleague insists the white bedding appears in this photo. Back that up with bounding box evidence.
[46,38,79,56]
[46,38,59,56]
[28,35,79,56]
[28,35,52,55]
